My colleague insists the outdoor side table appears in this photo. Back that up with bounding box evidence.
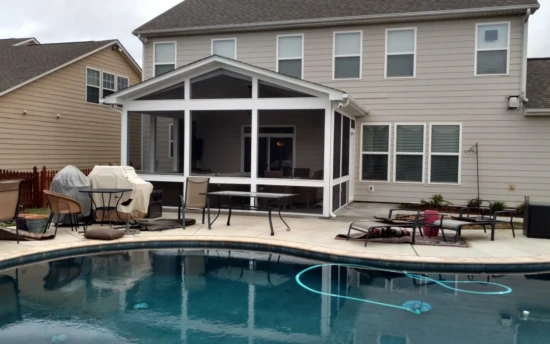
[79,188,132,228]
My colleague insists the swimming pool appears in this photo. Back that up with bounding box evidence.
[0,249,549,343]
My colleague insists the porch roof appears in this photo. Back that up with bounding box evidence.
[104,55,368,116]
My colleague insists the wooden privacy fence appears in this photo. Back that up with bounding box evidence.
[0,166,92,208]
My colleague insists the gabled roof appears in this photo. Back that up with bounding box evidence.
[134,0,539,36]
[526,58,550,109]
[0,37,39,49]
[104,55,367,115]
[0,39,141,96]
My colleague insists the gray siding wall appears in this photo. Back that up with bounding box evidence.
[142,16,550,205]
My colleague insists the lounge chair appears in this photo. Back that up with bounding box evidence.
[43,190,87,233]
[0,180,24,243]
[178,177,210,229]
[347,209,426,246]
[433,213,497,242]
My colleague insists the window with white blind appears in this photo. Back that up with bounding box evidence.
[476,23,509,75]
[212,38,236,59]
[102,72,115,98]
[430,124,462,184]
[86,68,100,104]
[277,35,303,79]
[386,28,416,78]
[334,31,362,79]
[154,42,176,76]
[361,124,390,181]
[394,124,425,183]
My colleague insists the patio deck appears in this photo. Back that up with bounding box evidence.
[0,203,549,272]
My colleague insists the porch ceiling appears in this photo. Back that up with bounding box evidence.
[104,55,368,116]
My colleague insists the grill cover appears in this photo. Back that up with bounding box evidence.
[50,166,91,221]
[87,166,153,219]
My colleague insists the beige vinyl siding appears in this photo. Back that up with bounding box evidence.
[143,16,550,205]
[0,47,141,171]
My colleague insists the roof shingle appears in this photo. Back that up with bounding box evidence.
[526,58,550,109]
[134,0,539,34]
[0,40,115,94]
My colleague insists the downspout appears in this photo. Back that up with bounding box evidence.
[521,9,531,103]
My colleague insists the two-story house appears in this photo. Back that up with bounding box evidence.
[105,0,547,217]
[0,38,141,170]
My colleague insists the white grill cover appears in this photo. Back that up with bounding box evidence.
[87,166,153,218]
[50,165,91,218]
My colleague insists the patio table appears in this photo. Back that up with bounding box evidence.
[79,188,132,227]
[202,191,296,236]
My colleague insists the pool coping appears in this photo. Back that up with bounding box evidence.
[2,236,550,274]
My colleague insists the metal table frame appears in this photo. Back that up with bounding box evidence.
[79,188,132,228]
[202,191,296,236]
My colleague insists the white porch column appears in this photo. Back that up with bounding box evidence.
[183,110,191,177]
[121,109,128,166]
[173,118,180,172]
[149,115,157,173]
[250,77,259,204]
[322,104,333,217]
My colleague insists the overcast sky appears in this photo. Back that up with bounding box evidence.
[1,0,549,66]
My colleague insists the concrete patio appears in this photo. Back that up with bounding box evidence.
[0,203,548,271]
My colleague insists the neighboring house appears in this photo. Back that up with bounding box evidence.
[0,38,141,170]
[106,0,548,216]
[526,58,550,116]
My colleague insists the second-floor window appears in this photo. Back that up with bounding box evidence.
[277,34,303,79]
[117,76,129,91]
[476,23,509,75]
[212,38,236,59]
[154,42,176,76]
[102,72,115,98]
[386,28,416,78]
[86,68,100,104]
[334,31,362,79]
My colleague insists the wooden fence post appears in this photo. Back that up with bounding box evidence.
[32,166,39,208]
[40,166,47,208]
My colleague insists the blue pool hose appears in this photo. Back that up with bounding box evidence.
[295,264,512,315]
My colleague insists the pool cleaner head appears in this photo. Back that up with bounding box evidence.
[401,300,432,314]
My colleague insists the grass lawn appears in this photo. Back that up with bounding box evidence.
[0,208,50,226]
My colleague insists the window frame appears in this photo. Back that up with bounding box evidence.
[385,27,417,79]
[393,123,426,184]
[428,123,462,185]
[168,123,174,158]
[474,22,511,76]
[276,34,304,79]
[359,123,391,183]
[85,67,101,105]
[117,75,129,91]
[211,38,237,59]
[333,30,363,80]
[102,71,116,98]
[153,41,177,77]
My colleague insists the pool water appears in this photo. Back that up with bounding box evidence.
[1,250,550,344]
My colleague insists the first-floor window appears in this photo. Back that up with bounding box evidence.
[86,68,100,103]
[117,76,129,91]
[361,124,390,181]
[102,72,115,98]
[168,124,174,158]
[394,124,425,183]
[430,124,461,184]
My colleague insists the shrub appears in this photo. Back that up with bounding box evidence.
[491,201,506,213]
[467,198,481,208]
[421,194,448,209]
[516,203,525,216]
